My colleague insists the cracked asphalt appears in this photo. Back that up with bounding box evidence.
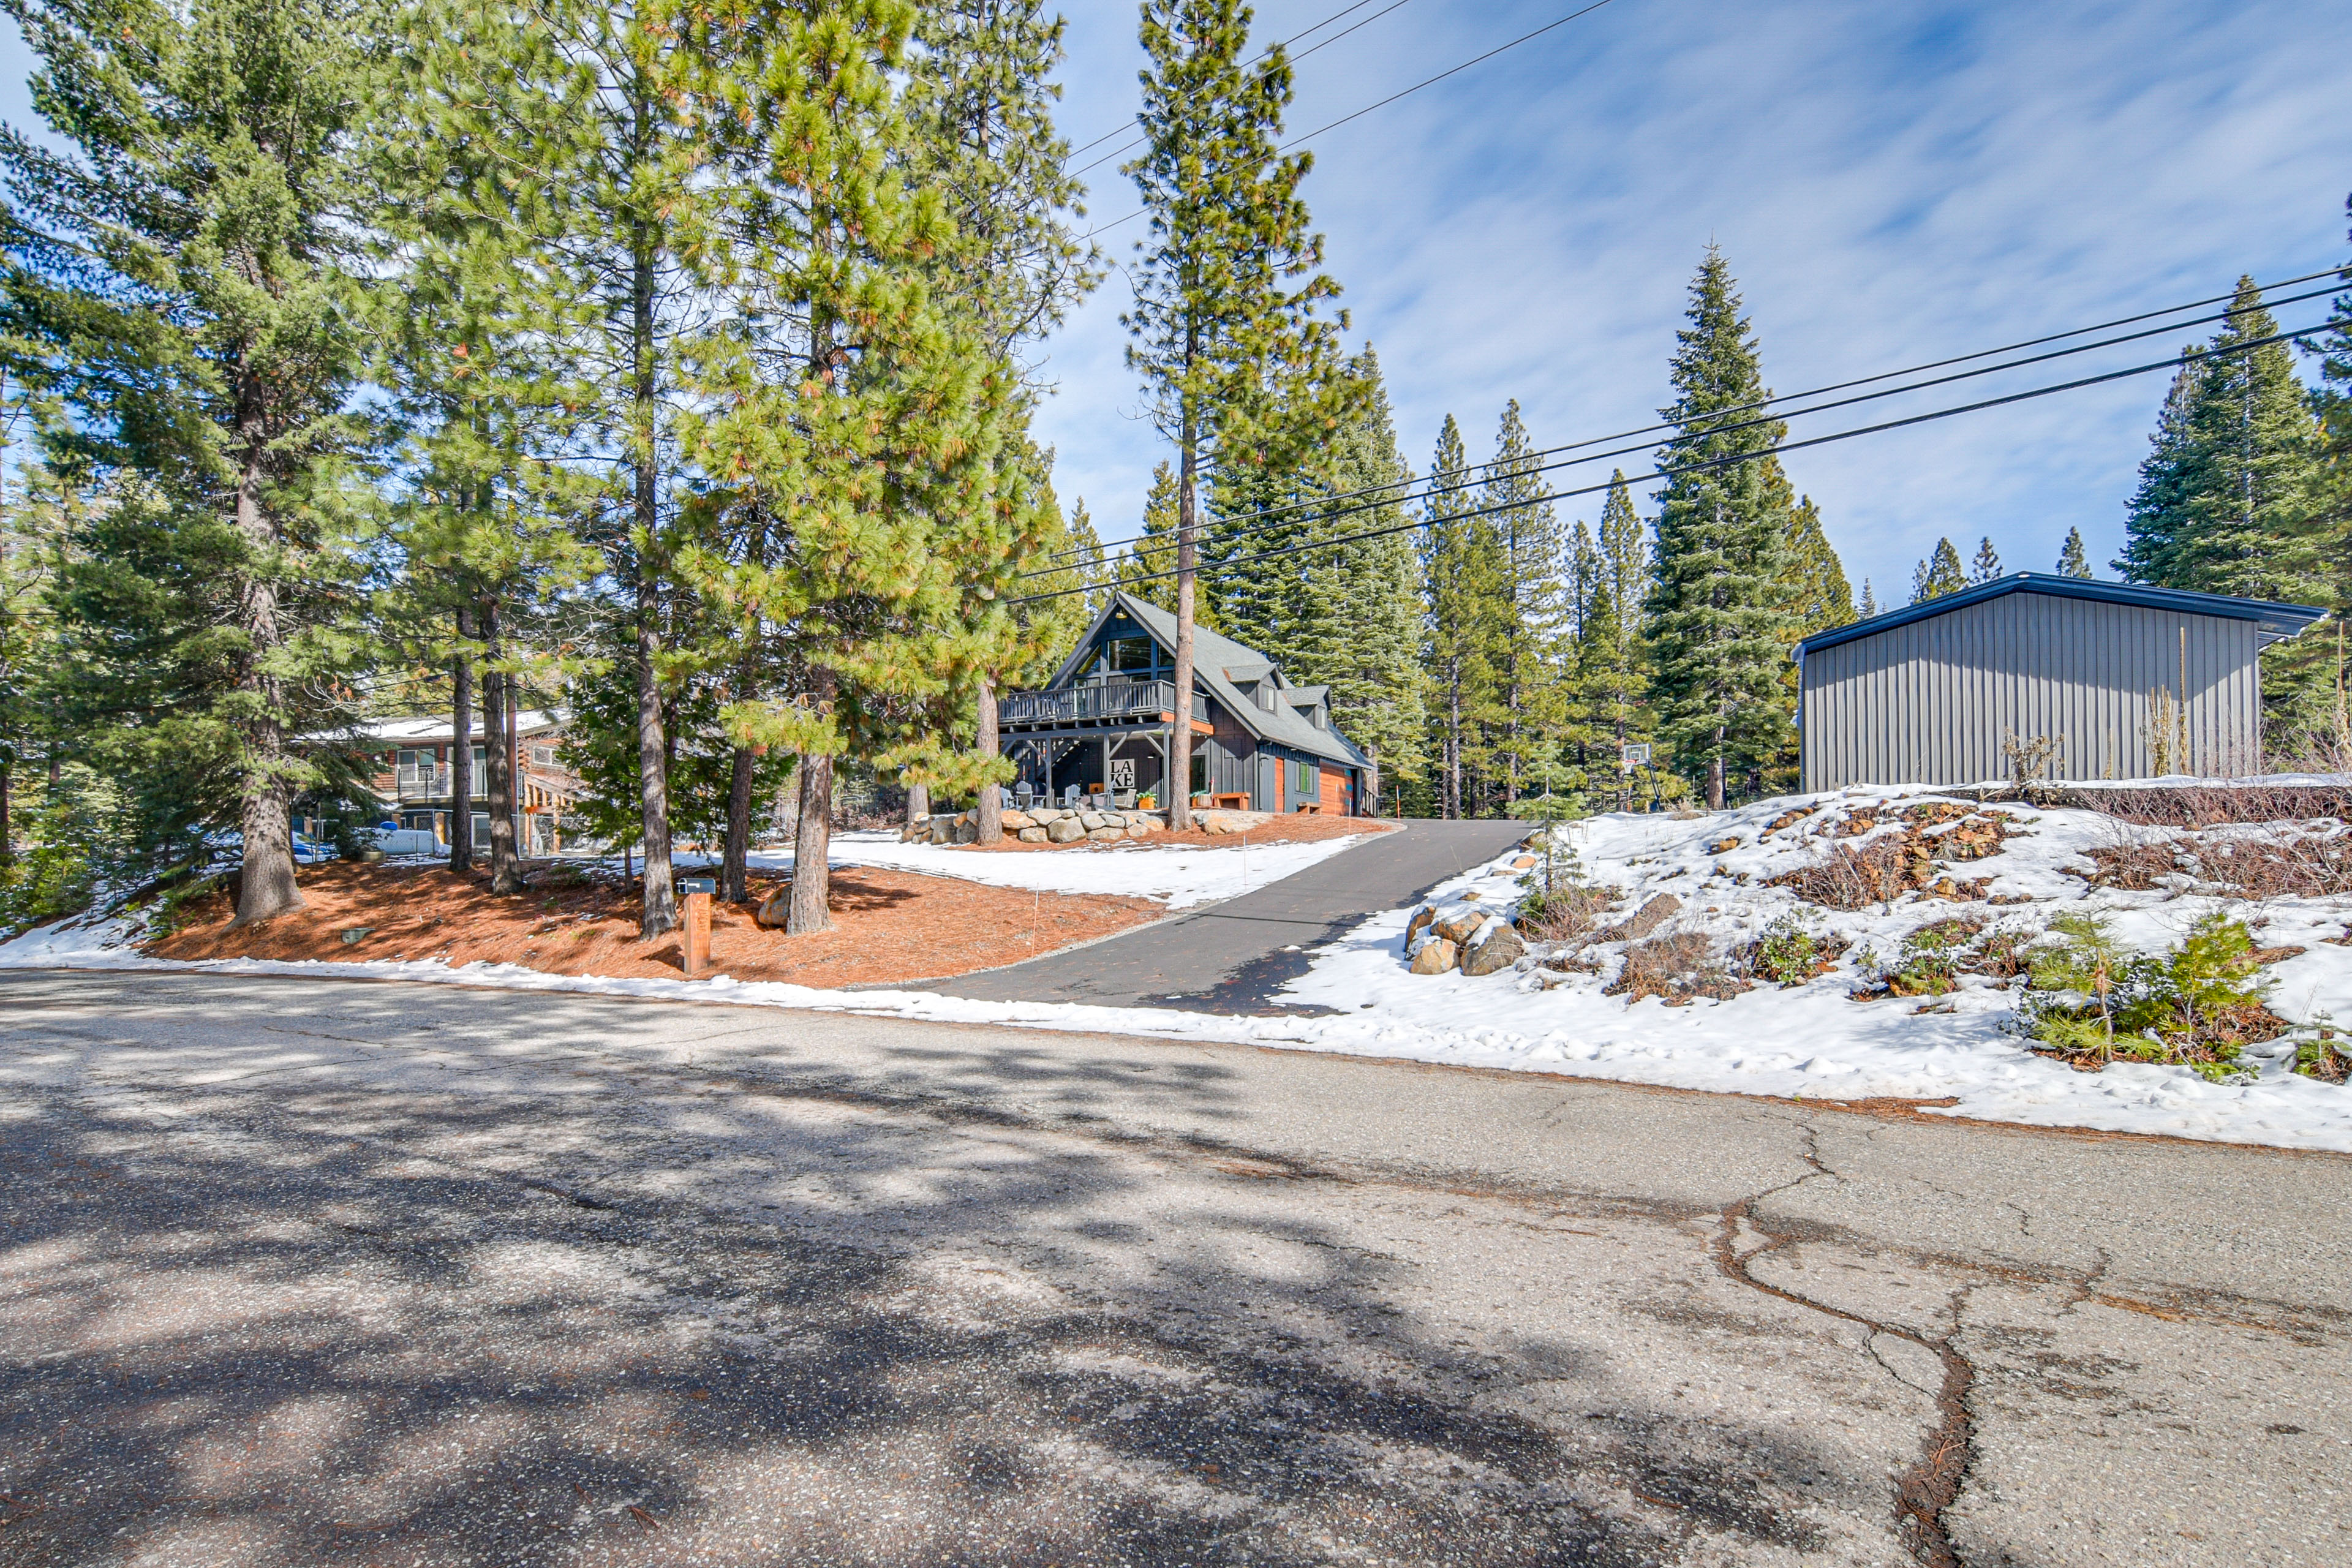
[2,970,2348,1566]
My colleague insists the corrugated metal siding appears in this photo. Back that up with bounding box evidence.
[1799,590,2264,790]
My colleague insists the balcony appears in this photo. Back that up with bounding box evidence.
[394,764,450,801]
[999,679,1206,728]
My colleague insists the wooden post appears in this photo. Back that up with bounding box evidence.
[680,877,714,977]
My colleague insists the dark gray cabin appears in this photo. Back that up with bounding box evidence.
[1793,573,2324,791]
[996,592,1375,815]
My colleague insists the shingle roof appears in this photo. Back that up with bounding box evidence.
[1794,573,2328,658]
[1063,593,1371,769]
[348,710,567,745]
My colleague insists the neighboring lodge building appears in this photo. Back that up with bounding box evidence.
[999,593,1378,815]
[351,709,582,854]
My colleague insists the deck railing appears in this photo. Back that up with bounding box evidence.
[999,679,1205,726]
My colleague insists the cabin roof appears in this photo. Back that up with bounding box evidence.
[1795,573,2327,658]
[1052,592,1371,769]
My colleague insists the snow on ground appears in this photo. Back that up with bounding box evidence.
[717,827,1366,910]
[10,788,2352,1152]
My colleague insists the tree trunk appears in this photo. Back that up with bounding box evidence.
[905,780,929,827]
[630,213,676,939]
[974,676,1001,844]
[1707,746,1725,812]
[228,437,302,928]
[787,673,837,935]
[449,606,475,873]
[0,763,10,866]
[1167,415,1198,831]
[482,600,521,894]
[722,744,753,903]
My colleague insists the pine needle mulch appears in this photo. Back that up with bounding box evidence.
[148,860,1161,989]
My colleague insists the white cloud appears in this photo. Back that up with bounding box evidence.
[1031,0,2352,595]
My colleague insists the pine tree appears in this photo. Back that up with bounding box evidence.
[668,0,1021,932]
[1575,470,1651,807]
[2057,527,2093,578]
[1858,580,1879,617]
[1,0,377,924]
[1645,248,1801,810]
[1970,536,2002,584]
[2117,276,2324,600]
[1911,539,1966,602]
[1281,346,1425,806]
[1118,463,1192,620]
[1482,401,1569,807]
[1123,0,1359,829]
[1422,415,1503,817]
[1782,497,1854,635]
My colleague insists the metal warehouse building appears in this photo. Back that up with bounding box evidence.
[1793,573,2326,792]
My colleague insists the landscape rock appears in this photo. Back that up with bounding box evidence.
[1409,937,1459,975]
[1511,854,1538,870]
[1406,904,1438,944]
[1000,810,1035,831]
[1046,815,1085,844]
[1460,919,1527,977]
[754,889,791,929]
[1088,825,1127,842]
[1017,826,1047,843]
[1028,807,1062,824]
[1079,810,1107,831]
[928,816,955,844]
[954,816,978,845]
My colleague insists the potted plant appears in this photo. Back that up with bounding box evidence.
[1137,791,1157,810]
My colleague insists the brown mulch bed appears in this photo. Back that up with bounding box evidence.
[148,861,1161,989]
[968,812,1401,853]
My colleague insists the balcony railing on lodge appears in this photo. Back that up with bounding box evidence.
[998,679,1206,727]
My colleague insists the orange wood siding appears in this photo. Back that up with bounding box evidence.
[1317,766,1348,815]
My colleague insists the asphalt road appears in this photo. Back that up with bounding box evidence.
[3,970,2348,1566]
[935,818,1532,1010]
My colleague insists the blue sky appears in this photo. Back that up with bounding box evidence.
[3,1,2346,601]
[1030,0,2352,602]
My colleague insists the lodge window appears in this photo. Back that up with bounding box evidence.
[1103,635,1157,675]
[1294,759,1315,794]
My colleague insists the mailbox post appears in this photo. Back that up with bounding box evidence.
[679,877,715,977]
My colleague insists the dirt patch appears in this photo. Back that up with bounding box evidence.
[148,861,1161,988]
[970,812,1397,852]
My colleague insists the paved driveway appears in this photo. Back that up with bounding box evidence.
[935,817,1531,1010]
[3,970,2346,1566]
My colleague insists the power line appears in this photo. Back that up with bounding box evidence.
[1014,318,2332,603]
[1079,0,1621,238]
[1020,268,2348,575]
[1064,0,1413,172]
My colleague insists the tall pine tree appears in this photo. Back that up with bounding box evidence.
[1645,249,1799,810]
[1123,0,1357,827]
[2057,527,2092,577]
[1421,415,1502,817]
[1482,401,1569,808]
[1911,539,1966,601]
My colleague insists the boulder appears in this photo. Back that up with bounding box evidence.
[928,814,956,844]
[1409,937,1459,975]
[1001,810,1035,831]
[1079,810,1107,831]
[954,816,978,845]
[1511,854,1538,870]
[1128,815,1161,834]
[1087,825,1127,842]
[1460,919,1527,977]
[1017,826,1047,843]
[1433,908,1488,946]
[755,888,792,929]
[1405,904,1438,943]
[1046,815,1085,844]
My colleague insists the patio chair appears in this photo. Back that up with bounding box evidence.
[1061,783,1081,808]
[1111,790,1137,810]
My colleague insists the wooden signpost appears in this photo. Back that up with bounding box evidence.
[680,877,715,978]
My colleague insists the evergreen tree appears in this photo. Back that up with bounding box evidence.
[2117,276,2324,600]
[1123,0,1359,828]
[1574,470,1651,808]
[1422,414,1502,817]
[1911,538,1966,602]
[1970,536,2002,583]
[1,0,377,924]
[1117,463,1194,620]
[1645,248,1800,810]
[2057,527,2093,578]
[1858,579,1879,617]
[1482,401,1569,807]
[1782,497,1854,635]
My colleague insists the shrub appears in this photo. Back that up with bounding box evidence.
[1739,913,1847,987]
[2017,911,2286,1080]
[1606,930,1747,1005]
[1885,917,1984,997]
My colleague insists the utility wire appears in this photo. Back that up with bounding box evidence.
[1014,318,2332,603]
[1020,266,2350,573]
[1065,0,1412,172]
[1080,0,1619,238]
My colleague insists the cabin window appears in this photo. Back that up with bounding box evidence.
[1294,759,1315,794]
[1190,754,1208,796]
[1104,635,1156,674]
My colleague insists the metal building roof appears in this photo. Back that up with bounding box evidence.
[1794,573,2328,658]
